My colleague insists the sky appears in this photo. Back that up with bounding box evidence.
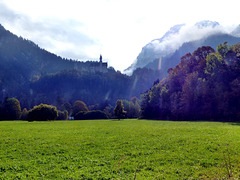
[0,0,239,72]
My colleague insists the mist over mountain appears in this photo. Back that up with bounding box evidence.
[232,25,240,37]
[125,21,240,75]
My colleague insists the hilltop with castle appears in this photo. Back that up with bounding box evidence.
[73,55,108,73]
[90,54,108,73]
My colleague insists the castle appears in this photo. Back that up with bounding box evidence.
[74,54,108,73]
[89,54,108,73]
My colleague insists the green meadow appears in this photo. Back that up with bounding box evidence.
[1,119,240,179]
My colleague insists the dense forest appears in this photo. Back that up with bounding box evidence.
[141,42,240,121]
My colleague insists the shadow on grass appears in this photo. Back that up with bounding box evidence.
[138,118,240,124]
[229,122,240,126]
[110,119,124,121]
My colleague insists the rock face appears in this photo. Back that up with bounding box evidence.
[125,21,240,75]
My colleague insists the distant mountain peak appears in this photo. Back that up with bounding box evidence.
[194,20,220,29]
[158,24,185,42]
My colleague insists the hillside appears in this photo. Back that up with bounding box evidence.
[0,24,110,96]
[0,24,116,75]
[0,24,86,76]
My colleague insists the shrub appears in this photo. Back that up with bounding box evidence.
[75,110,108,120]
[74,111,85,120]
[85,110,109,120]
[0,103,3,120]
[56,110,68,120]
[27,104,58,122]
[2,98,21,120]
[20,108,28,120]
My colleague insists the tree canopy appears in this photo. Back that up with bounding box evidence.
[72,100,89,118]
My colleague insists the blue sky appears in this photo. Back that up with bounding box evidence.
[0,0,239,71]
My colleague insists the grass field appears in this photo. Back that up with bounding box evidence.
[1,119,240,179]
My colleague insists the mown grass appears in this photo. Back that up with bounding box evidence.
[1,119,240,179]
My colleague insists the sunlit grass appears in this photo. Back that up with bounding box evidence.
[1,119,240,179]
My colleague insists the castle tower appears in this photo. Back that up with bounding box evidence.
[99,54,108,73]
[99,54,102,63]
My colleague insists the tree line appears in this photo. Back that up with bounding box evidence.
[0,96,141,121]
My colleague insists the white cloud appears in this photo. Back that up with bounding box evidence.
[151,23,231,55]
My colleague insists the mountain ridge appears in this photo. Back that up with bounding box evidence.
[125,21,240,74]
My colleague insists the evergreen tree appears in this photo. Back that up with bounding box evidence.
[114,100,126,120]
